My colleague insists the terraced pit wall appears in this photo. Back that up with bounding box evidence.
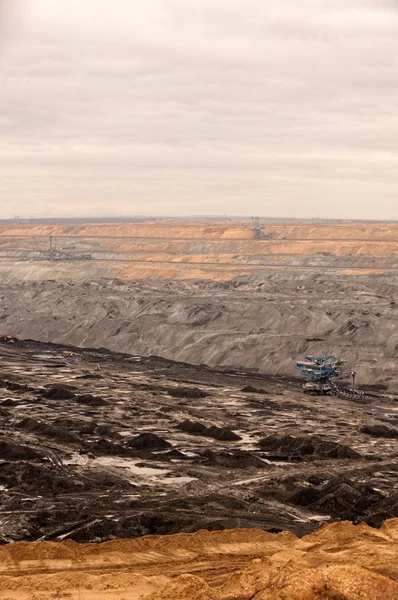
[3,221,398,279]
[1,220,398,387]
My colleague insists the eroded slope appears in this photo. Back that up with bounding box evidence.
[1,277,398,386]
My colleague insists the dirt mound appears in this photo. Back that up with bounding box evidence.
[94,424,121,438]
[207,425,241,441]
[177,420,208,435]
[54,418,118,439]
[258,434,362,460]
[198,449,268,469]
[0,378,33,392]
[254,565,398,600]
[15,417,80,443]
[89,438,132,456]
[241,385,267,394]
[167,386,209,399]
[0,462,86,495]
[290,477,384,522]
[53,417,92,432]
[1,398,20,407]
[66,513,179,543]
[42,384,76,400]
[366,492,398,527]
[127,432,171,450]
[75,393,108,406]
[151,448,189,461]
[0,440,43,461]
[361,424,398,438]
[177,419,241,441]
[1,520,398,599]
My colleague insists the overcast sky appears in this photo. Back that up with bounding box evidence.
[1,0,398,219]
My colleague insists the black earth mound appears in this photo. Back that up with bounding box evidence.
[0,440,43,461]
[241,385,267,394]
[361,424,398,439]
[94,424,121,439]
[207,425,242,441]
[15,417,80,443]
[88,439,132,456]
[167,386,209,399]
[75,394,108,406]
[0,378,33,392]
[42,385,76,400]
[289,476,387,523]
[365,492,398,527]
[177,420,208,435]
[258,434,362,460]
[1,399,20,407]
[177,420,241,441]
[127,432,171,450]
[198,449,269,469]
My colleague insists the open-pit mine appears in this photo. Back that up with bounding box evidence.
[1,218,398,387]
[0,218,397,598]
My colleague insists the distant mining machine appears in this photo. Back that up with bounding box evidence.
[295,355,370,403]
[295,355,344,395]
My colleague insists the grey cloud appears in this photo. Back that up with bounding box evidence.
[1,0,398,218]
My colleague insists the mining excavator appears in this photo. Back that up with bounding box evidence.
[295,355,369,403]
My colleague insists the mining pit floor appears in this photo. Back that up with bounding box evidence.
[1,339,398,598]
[1,339,397,545]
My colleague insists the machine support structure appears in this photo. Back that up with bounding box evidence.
[295,355,370,403]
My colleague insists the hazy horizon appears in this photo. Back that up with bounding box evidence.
[1,0,398,220]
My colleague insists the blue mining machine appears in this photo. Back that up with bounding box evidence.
[295,355,345,395]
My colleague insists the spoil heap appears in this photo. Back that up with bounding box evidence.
[0,520,397,599]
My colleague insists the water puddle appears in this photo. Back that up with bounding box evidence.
[161,475,196,485]
[92,456,170,478]
[64,454,196,486]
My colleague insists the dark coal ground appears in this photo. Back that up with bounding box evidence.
[0,339,397,543]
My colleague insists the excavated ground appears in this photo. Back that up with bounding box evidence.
[1,275,398,388]
[2,220,398,387]
[1,221,398,598]
[0,340,398,598]
[0,339,397,547]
